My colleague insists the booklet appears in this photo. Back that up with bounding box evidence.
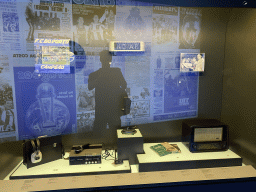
[150,142,181,157]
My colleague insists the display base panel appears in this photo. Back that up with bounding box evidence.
[10,151,130,180]
[137,142,242,172]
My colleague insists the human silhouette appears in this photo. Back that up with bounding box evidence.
[88,50,127,143]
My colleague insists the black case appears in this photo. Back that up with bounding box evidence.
[23,135,64,169]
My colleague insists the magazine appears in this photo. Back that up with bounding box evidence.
[150,142,181,156]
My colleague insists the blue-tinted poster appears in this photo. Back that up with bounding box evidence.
[34,39,71,73]
[14,67,76,140]
[153,70,198,121]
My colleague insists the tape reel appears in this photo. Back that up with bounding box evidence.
[121,126,137,135]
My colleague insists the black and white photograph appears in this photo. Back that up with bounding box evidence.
[0,52,16,142]
[152,5,178,52]
[179,8,201,49]
[180,53,205,72]
[77,112,95,133]
[0,87,15,139]
[115,4,152,42]
[130,100,150,118]
[76,84,95,112]
[23,0,72,42]
[152,7,178,45]
[154,89,163,103]
[72,2,116,49]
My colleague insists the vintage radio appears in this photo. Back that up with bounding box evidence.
[182,119,229,152]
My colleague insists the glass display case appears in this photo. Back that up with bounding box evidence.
[0,0,256,191]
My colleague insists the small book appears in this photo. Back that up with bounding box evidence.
[150,143,181,157]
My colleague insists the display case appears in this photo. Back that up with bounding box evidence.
[1,0,256,191]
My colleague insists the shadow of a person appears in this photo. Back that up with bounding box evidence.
[88,50,127,145]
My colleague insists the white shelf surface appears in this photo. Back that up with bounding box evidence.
[137,142,241,163]
[4,143,246,180]
[9,151,130,180]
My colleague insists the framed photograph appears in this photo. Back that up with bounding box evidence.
[180,53,205,72]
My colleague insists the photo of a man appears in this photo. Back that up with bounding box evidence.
[25,1,35,41]
[179,10,201,49]
[180,53,205,72]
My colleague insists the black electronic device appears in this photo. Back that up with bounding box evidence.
[69,144,102,165]
[71,144,90,154]
[121,126,137,135]
[23,135,64,168]
[182,119,229,152]
[114,149,123,164]
[73,146,83,154]
[117,128,144,165]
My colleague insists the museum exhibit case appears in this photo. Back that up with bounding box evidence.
[0,0,256,191]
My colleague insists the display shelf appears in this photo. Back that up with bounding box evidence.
[137,142,242,172]
[5,142,244,180]
[8,151,130,180]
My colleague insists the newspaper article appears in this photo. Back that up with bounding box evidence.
[0,0,21,51]
[75,51,97,133]
[12,0,73,67]
[0,54,16,142]
[162,69,198,117]
[76,84,95,133]
[121,55,151,126]
[153,69,164,114]
[0,0,19,142]
[150,49,199,122]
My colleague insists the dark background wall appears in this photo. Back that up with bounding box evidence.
[221,8,256,168]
